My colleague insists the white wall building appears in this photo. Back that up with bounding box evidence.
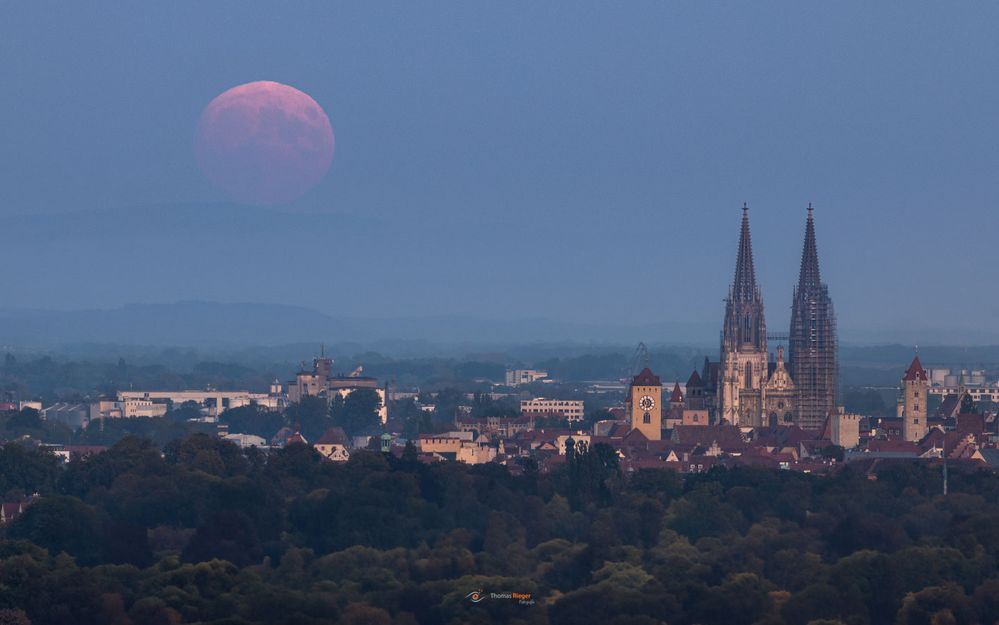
[505,369,549,386]
[520,398,585,422]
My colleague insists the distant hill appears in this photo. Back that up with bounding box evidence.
[0,301,718,349]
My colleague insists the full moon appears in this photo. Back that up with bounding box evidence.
[195,81,334,206]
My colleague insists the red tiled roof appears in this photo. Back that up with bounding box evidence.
[632,367,661,387]
[955,413,985,434]
[671,425,745,448]
[935,395,960,418]
[818,413,833,440]
[623,428,649,443]
[903,356,928,381]
[669,383,683,403]
[866,439,919,454]
[686,370,703,388]
[316,427,348,445]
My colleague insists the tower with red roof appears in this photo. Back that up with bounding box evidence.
[628,367,663,440]
[902,354,928,442]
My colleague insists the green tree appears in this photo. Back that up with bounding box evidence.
[7,495,101,563]
[959,392,977,414]
[284,396,331,441]
[164,432,248,476]
[896,584,976,625]
[331,388,382,436]
[220,404,284,439]
[0,443,60,499]
[181,511,263,567]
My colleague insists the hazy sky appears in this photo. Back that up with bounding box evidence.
[2,3,998,343]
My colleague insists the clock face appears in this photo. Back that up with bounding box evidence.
[638,395,655,411]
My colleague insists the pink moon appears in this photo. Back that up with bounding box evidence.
[194,81,335,206]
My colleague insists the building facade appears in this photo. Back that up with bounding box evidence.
[764,345,796,425]
[505,369,549,386]
[288,355,387,423]
[719,206,769,427]
[902,355,928,442]
[520,398,584,421]
[627,367,663,440]
[714,204,839,431]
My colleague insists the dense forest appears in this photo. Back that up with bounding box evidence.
[2,436,999,624]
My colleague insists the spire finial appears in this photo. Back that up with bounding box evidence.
[742,202,748,212]
[807,202,813,212]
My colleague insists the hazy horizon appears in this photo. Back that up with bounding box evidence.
[4,3,999,341]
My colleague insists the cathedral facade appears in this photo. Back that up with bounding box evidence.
[715,204,838,431]
[718,205,769,427]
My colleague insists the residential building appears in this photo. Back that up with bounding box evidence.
[314,427,351,462]
[520,398,584,421]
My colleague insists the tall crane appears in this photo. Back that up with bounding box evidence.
[621,342,650,384]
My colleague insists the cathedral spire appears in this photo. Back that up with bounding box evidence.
[797,203,821,293]
[789,203,837,431]
[732,203,757,301]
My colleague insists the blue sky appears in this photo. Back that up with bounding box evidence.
[1,2,997,343]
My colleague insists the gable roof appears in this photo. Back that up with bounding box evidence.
[818,414,833,440]
[316,427,348,445]
[623,428,649,443]
[935,395,961,418]
[669,383,683,403]
[671,425,745,448]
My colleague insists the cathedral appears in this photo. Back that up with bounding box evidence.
[710,204,838,431]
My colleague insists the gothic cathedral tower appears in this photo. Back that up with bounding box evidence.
[789,205,838,430]
[628,367,663,440]
[719,205,768,426]
[902,355,928,442]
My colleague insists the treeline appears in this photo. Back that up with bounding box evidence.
[0,354,280,402]
[3,436,999,624]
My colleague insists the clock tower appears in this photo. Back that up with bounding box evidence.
[628,367,663,440]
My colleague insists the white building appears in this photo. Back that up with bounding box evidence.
[95,388,282,422]
[505,369,549,386]
[520,398,585,422]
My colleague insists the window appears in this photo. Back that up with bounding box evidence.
[643,412,651,424]
[744,362,753,388]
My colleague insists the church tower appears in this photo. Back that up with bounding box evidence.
[902,355,928,442]
[628,367,663,440]
[719,205,768,426]
[789,205,838,431]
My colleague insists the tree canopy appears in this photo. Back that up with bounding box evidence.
[2,435,999,624]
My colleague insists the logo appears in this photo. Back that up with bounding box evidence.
[465,590,485,603]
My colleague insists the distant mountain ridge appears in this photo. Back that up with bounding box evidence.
[0,301,719,348]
